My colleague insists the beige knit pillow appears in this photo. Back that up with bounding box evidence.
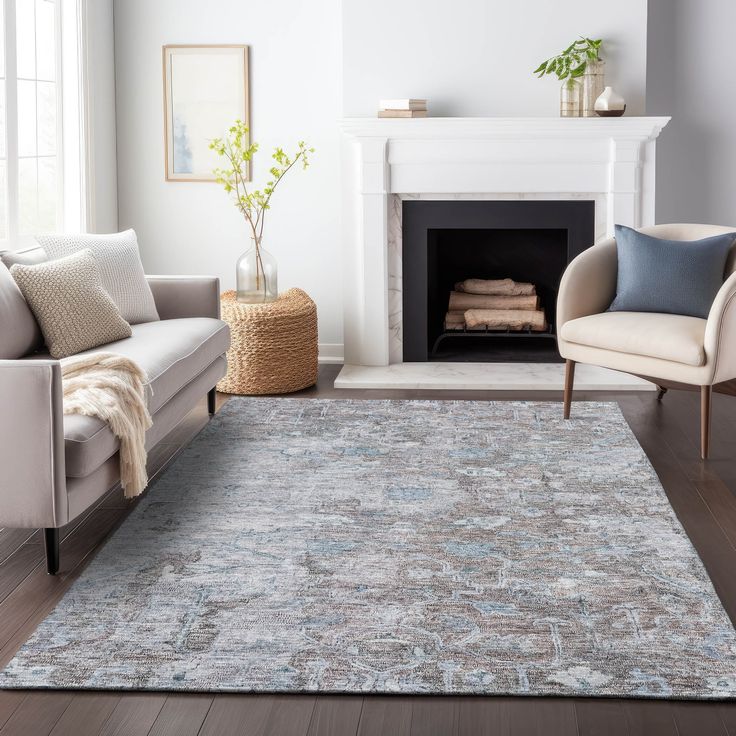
[10,249,132,359]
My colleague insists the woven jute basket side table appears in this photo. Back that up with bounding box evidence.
[217,288,318,395]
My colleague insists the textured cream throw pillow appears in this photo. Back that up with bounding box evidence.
[35,230,159,324]
[10,249,132,359]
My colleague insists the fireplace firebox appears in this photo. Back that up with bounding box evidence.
[402,200,595,362]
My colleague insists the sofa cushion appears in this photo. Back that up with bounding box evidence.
[36,230,160,325]
[0,263,43,358]
[65,358,227,508]
[11,249,133,359]
[561,312,707,367]
[76,318,230,413]
[57,318,229,477]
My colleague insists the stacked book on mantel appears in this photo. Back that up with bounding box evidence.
[444,279,548,332]
[378,99,428,118]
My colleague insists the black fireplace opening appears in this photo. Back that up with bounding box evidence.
[428,227,567,362]
[402,200,596,363]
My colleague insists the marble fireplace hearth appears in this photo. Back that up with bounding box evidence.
[334,362,654,391]
[336,117,670,390]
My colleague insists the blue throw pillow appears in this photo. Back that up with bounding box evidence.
[608,225,736,319]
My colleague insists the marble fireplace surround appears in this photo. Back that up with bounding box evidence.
[338,117,670,390]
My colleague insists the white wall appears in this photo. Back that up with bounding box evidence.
[113,0,344,359]
[113,0,649,359]
[342,0,648,117]
[85,0,118,233]
[647,0,736,225]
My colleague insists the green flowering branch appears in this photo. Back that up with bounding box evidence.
[533,37,602,83]
[210,121,313,294]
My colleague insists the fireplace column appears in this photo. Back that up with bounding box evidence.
[342,136,391,366]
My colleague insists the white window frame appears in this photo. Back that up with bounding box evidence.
[1,0,86,249]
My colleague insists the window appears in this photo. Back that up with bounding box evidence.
[1,0,65,246]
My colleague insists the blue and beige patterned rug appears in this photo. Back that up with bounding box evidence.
[3,398,736,698]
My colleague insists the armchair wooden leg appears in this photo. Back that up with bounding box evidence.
[207,387,217,416]
[44,528,59,575]
[563,360,576,419]
[656,385,668,402]
[701,385,712,460]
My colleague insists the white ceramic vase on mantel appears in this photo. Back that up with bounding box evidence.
[594,86,627,117]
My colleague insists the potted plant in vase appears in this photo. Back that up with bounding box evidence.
[533,37,603,117]
[210,121,313,304]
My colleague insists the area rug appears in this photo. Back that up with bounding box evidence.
[2,399,736,698]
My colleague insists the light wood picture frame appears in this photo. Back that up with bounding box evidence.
[163,44,250,182]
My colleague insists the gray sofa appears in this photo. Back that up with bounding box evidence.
[0,247,230,574]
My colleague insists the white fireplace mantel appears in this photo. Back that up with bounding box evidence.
[340,116,670,369]
[340,116,670,140]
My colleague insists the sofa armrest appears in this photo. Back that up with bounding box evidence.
[706,271,736,384]
[556,237,618,330]
[147,276,221,320]
[0,360,67,528]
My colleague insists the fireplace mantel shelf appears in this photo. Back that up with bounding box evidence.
[341,116,671,140]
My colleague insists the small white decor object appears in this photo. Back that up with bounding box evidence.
[378,110,428,118]
[378,98,428,118]
[595,86,626,117]
[379,99,427,111]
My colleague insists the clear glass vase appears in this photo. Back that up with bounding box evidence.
[236,240,278,304]
[582,59,605,117]
[560,78,582,117]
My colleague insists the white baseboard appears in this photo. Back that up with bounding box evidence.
[318,343,344,364]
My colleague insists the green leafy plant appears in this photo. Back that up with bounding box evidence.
[209,121,314,290]
[533,37,602,83]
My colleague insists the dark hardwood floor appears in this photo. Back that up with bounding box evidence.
[2,364,736,735]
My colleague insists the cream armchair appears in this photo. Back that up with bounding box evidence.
[557,224,736,460]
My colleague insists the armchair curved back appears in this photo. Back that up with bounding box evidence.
[557,222,736,338]
[0,243,47,268]
[635,223,736,276]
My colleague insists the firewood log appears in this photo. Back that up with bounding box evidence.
[464,308,548,331]
[444,311,466,329]
[454,278,536,296]
[448,292,539,312]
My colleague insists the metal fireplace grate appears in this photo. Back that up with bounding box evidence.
[431,323,556,356]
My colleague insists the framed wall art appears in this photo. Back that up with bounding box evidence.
[163,45,250,181]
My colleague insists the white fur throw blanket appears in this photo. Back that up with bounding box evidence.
[61,352,152,498]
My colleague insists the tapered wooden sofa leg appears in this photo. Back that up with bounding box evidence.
[563,360,576,419]
[44,528,59,575]
[701,385,712,460]
[207,387,217,416]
